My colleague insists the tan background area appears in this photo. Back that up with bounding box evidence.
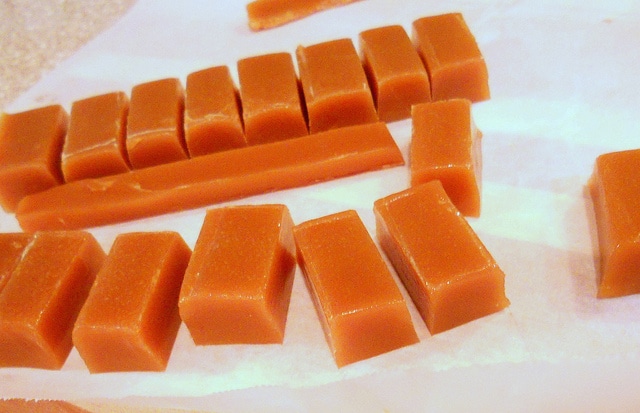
[0,0,136,109]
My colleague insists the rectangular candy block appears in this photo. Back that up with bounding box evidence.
[238,52,308,145]
[0,233,33,294]
[374,181,509,334]
[293,210,418,367]
[73,231,191,373]
[179,204,296,345]
[0,231,105,369]
[0,105,68,212]
[126,77,188,169]
[410,99,482,217]
[16,122,404,231]
[412,13,490,102]
[247,0,361,30]
[185,66,246,156]
[62,91,130,182]
[296,38,378,133]
[589,149,640,298]
[359,25,431,122]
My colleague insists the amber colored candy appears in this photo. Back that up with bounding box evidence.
[0,233,33,294]
[359,25,431,122]
[297,38,378,133]
[73,231,191,373]
[589,149,640,298]
[179,205,296,345]
[374,181,509,334]
[16,122,403,231]
[293,210,418,367]
[0,231,105,369]
[185,66,246,156]
[246,0,361,31]
[412,13,490,102]
[126,78,188,169]
[410,99,482,217]
[0,105,67,212]
[0,399,90,413]
[238,52,308,145]
[62,91,130,182]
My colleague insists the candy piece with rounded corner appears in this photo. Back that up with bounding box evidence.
[0,105,67,212]
[410,99,482,217]
[185,66,246,156]
[293,210,418,367]
[359,25,431,122]
[62,91,130,182]
[73,231,191,373]
[297,38,378,133]
[0,231,105,369]
[16,122,403,231]
[412,13,490,102]
[374,181,509,334]
[238,52,308,144]
[589,149,640,298]
[179,204,296,345]
[127,78,188,169]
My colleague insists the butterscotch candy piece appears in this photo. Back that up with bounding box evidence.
[293,210,418,367]
[126,78,188,169]
[412,13,490,102]
[359,25,431,122]
[296,38,378,133]
[589,149,640,298]
[62,91,130,182]
[0,231,105,369]
[185,66,246,156]
[0,104,67,211]
[73,231,191,373]
[374,181,509,334]
[410,99,482,217]
[179,204,296,345]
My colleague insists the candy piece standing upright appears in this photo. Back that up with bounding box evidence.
[359,25,431,122]
[0,231,105,369]
[238,52,308,144]
[374,181,509,335]
[180,204,296,345]
[412,13,490,102]
[62,91,130,182]
[0,105,68,212]
[589,149,640,298]
[127,78,188,169]
[185,66,246,156]
[293,210,418,367]
[73,231,191,373]
[297,38,378,133]
[410,99,482,217]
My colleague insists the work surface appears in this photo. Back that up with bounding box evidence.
[1,1,640,412]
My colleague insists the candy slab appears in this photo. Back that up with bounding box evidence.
[2,1,640,411]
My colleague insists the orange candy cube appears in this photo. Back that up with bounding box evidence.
[589,149,640,298]
[374,181,509,334]
[297,38,378,133]
[126,78,188,169]
[293,210,418,367]
[62,91,130,182]
[412,13,490,102]
[0,105,68,212]
[0,231,105,369]
[185,66,246,156]
[359,25,431,122]
[179,205,296,345]
[410,99,482,217]
[73,231,191,372]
